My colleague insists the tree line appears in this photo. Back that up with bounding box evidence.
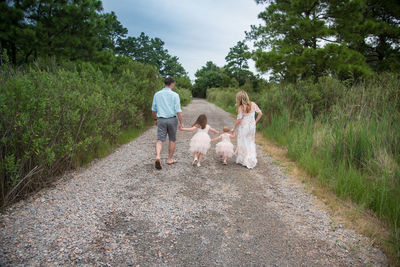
[0,0,189,80]
[192,0,399,97]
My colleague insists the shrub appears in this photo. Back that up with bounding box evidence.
[0,58,161,206]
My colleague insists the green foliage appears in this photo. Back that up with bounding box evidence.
[207,87,239,113]
[193,61,231,98]
[0,2,189,78]
[0,57,162,206]
[249,0,400,81]
[116,32,187,77]
[175,76,192,90]
[175,88,192,107]
[1,0,107,64]
[224,41,254,86]
[329,0,400,73]
[99,11,128,50]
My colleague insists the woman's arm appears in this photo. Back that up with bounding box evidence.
[255,111,263,124]
[231,119,242,132]
[209,127,219,134]
[254,103,263,124]
[231,106,243,132]
[179,126,197,132]
[211,135,222,142]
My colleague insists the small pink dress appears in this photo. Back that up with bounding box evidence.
[215,133,234,158]
[189,125,211,154]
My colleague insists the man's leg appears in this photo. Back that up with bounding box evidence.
[168,141,176,163]
[166,117,178,164]
[156,119,167,169]
[156,141,163,161]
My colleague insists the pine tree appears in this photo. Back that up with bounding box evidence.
[248,0,372,82]
[224,41,253,86]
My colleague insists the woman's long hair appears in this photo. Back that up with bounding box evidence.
[193,114,207,129]
[236,91,251,113]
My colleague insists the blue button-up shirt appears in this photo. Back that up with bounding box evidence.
[151,88,182,118]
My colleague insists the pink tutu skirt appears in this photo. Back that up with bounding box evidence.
[190,132,211,154]
[216,141,234,158]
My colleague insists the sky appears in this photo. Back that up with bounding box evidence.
[101,0,265,80]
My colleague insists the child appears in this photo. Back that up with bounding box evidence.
[179,114,219,167]
[212,127,235,165]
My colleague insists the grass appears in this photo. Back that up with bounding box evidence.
[208,97,400,265]
[75,121,153,168]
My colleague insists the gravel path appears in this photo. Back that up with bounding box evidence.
[0,99,386,266]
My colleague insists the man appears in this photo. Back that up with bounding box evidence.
[152,77,184,169]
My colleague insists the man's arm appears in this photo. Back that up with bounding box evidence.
[175,94,183,128]
[152,94,158,125]
[177,112,183,128]
[152,111,158,126]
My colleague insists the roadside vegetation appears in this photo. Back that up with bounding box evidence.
[0,0,192,207]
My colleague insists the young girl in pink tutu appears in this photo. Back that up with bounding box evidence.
[212,127,235,165]
[179,114,219,167]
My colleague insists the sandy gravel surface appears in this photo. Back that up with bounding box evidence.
[0,99,386,266]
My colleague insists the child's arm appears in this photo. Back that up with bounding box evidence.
[230,131,236,138]
[179,125,197,132]
[209,127,219,135]
[211,135,222,142]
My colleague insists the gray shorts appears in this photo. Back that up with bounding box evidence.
[157,117,178,142]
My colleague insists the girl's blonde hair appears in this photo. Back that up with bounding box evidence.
[236,90,251,113]
[223,126,230,133]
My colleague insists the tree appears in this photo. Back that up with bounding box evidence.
[193,61,226,97]
[224,41,253,86]
[117,32,187,77]
[0,0,107,64]
[248,0,372,82]
[162,55,187,77]
[0,0,32,64]
[328,0,400,73]
[175,76,192,90]
[99,11,127,50]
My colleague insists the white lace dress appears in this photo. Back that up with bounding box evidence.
[235,102,261,169]
[189,125,211,155]
[215,133,234,158]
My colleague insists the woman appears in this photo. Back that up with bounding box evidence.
[231,91,262,169]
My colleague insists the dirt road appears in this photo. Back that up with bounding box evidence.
[0,99,386,266]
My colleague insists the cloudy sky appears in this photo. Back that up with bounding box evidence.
[101,0,265,80]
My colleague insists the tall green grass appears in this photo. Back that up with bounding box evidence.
[207,73,400,259]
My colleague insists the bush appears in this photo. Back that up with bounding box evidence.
[0,57,162,206]
[175,88,192,106]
